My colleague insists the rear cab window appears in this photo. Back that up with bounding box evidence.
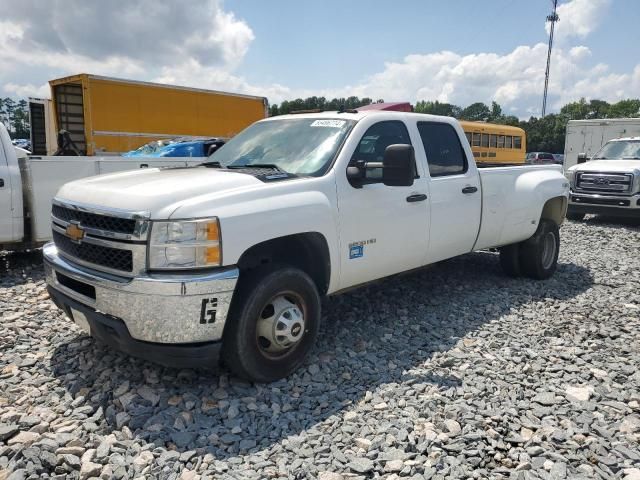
[417,122,468,177]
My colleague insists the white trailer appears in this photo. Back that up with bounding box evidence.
[0,123,204,251]
[564,118,640,169]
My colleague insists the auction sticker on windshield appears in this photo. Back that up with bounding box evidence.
[310,120,346,128]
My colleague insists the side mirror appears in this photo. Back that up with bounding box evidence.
[383,144,415,187]
[577,153,588,164]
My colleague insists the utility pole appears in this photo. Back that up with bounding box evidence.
[542,0,559,117]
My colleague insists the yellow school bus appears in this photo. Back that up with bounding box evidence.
[459,121,526,164]
[49,74,268,155]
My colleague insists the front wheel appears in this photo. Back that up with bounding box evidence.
[222,265,321,382]
[519,219,560,280]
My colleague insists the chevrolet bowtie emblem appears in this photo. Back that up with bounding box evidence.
[66,223,85,242]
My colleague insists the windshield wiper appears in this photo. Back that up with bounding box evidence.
[226,163,284,171]
[198,160,225,168]
[592,157,607,160]
[622,156,640,160]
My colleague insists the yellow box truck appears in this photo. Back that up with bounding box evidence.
[49,74,268,155]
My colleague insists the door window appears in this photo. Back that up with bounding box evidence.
[417,122,468,177]
[349,121,413,183]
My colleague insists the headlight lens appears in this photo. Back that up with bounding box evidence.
[149,218,221,269]
[564,169,575,186]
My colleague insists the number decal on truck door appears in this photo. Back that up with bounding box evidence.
[200,298,218,324]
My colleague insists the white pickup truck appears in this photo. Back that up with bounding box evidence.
[44,111,569,382]
[0,123,203,251]
[565,137,640,220]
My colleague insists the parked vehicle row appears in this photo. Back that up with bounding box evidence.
[42,110,569,382]
[565,137,640,220]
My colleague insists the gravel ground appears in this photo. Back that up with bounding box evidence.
[1,217,639,480]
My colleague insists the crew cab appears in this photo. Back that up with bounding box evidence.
[0,123,203,251]
[44,111,569,382]
[565,137,640,220]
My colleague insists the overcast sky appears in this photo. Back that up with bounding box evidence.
[0,0,638,118]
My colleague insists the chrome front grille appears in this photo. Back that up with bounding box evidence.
[575,172,634,195]
[52,230,133,272]
[52,204,137,235]
[51,199,149,276]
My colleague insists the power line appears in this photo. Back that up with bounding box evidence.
[542,0,559,117]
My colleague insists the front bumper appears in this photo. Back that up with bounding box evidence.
[47,286,223,368]
[568,191,640,217]
[44,242,239,346]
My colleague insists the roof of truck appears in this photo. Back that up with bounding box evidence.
[267,109,460,125]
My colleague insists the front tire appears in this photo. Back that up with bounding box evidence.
[222,265,321,382]
[519,219,560,280]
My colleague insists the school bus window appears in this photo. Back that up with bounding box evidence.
[497,135,505,148]
[505,136,512,149]
[481,133,489,147]
[489,134,497,147]
[465,132,472,144]
[514,136,522,149]
[472,133,481,147]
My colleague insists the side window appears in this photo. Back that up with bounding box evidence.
[481,133,489,147]
[513,136,522,149]
[505,136,513,149]
[349,120,413,183]
[497,135,505,148]
[472,133,481,147]
[489,134,497,148]
[418,122,468,177]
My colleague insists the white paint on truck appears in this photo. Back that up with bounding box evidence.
[43,111,569,382]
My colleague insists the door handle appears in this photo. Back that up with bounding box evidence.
[406,193,427,203]
[139,163,149,168]
[0,178,4,187]
[462,186,478,194]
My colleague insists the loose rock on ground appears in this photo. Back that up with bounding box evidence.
[1,217,639,479]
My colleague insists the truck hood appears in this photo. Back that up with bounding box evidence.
[568,159,640,174]
[56,166,264,218]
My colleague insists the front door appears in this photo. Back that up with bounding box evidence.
[336,120,430,289]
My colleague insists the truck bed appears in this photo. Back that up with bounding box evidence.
[475,164,565,250]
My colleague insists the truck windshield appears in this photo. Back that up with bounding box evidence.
[593,140,640,160]
[209,118,355,176]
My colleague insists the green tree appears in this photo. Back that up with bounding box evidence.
[461,102,491,122]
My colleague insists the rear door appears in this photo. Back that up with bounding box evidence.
[416,121,482,264]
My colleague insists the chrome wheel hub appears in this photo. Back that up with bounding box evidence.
[257,295,305,354]
[541,231,557,270]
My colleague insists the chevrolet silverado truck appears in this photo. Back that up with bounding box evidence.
[44,111,569,382]
[565,137,640,220]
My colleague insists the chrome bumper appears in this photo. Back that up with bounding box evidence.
[43,242,238,344]
[569,191,640,210]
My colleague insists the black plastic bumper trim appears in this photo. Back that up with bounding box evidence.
[47,286,222,369]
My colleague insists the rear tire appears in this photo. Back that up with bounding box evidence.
[519,219,560,280]
[499,243,521,277]
[566,211,585,221]
[222,265,321,383]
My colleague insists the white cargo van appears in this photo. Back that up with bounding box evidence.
[564,118,640,169]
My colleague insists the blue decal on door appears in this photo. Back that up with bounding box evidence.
[349,245,364,259]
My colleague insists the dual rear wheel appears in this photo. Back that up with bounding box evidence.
[499,219,560,280]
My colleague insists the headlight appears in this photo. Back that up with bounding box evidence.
[564,169,575,186]
[148,218,221,269]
